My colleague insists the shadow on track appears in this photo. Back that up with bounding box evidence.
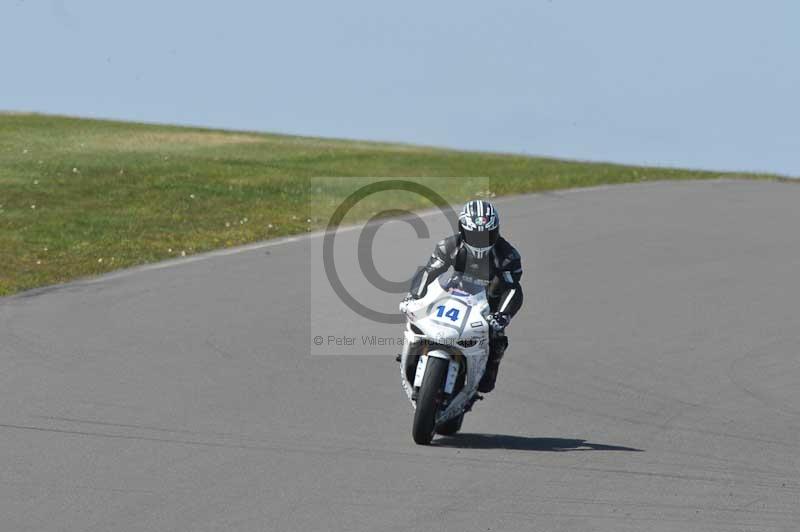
[434,433,643,452]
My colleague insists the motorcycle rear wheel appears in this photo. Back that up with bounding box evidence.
[412,356,449,445]
[436,413,464,436]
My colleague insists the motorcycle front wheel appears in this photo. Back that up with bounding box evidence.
[412,356,449,445]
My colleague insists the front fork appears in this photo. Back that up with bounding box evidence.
[413,352,460,396]
[400,334,460,405]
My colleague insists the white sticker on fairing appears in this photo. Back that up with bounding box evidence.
[413,355,428,388]
[444,360,460,394]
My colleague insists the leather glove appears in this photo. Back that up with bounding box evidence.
[488,312,510,332]
[398,293,415,314]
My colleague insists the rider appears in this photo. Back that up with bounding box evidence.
[401,199,523,393]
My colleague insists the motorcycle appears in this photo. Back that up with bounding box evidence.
[398,273,496,445]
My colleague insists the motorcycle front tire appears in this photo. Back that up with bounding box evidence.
[412,356,449,445]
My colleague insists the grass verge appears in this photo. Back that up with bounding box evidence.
[0,113,777,297]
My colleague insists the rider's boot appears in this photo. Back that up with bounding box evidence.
[478,333,508,393]
[478,359,501,393]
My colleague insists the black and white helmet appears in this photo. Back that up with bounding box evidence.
[459,199,499,258]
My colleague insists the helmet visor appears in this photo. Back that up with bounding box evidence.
[463,227,498,249]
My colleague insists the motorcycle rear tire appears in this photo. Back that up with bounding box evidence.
[436,413,464,436]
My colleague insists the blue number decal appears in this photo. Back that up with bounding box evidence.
[445,308,460,322]
[435,305,461,322]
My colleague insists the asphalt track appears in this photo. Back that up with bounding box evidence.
[2,179,800,531]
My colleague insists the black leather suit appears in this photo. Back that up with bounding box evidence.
[409,234,524,339]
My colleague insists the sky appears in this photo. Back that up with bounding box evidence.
[2,0,799,176]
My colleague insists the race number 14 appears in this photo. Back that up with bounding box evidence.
[435,305,460,322]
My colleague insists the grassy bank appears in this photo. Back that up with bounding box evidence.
[0,113,773,296]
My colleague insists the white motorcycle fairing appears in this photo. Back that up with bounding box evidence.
[399,275,491,428]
